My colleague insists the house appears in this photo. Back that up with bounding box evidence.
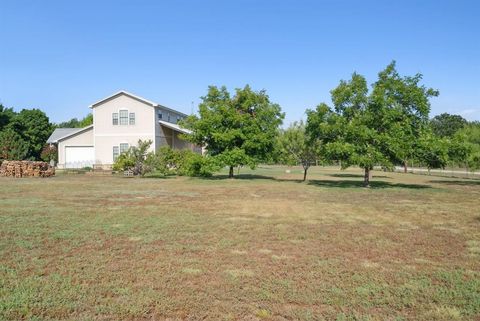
[47,91,198,169]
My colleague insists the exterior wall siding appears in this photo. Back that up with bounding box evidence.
[93,95,155,166]
[58,127,94,166]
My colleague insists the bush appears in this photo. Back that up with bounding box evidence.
[40,144,58,163]
[113,140,154,176]
[148,146,218,177]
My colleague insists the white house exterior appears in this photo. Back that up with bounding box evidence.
[47,91,197,169]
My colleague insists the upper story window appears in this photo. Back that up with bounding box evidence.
[177,116,182,123]
[112,113,119,125]
[167,113,171,122]
[129,113,135,125]
[119,110,128,125]
[158,111,163,120]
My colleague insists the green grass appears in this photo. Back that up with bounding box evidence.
[1,166,479,320]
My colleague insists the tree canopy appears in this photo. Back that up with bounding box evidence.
[182,85,284,177]
[0,107,54,161]
[306,61,439,186]
[430,113,467,138]
[57,113,93,128]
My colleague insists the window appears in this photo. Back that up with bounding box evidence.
[167,113,171,122]
[177,116,182,123]
[120,143,129,154]
[129,113,135,125]
[112,113,119,125]
[158,111,162,120]
[119,110,128,125]
[113,146,119,161]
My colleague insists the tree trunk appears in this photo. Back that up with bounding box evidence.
[303,166,308,181]
[229,166,234,178]
[363,168,371,187]
[403,160,408,173]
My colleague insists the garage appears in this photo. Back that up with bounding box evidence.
[65,146,94,168]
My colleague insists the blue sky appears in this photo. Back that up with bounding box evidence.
[1,0,479,125]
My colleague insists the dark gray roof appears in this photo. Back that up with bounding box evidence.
[47,128,84,144]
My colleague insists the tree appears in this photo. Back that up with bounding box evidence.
[0,129,29,160]
[182,85,284,178]
[416,132,449,173]
[57,113,93,128]
[430,113,467,138]
[0,105,15,132]
[7,109,54,160]
[306,61,439,187]
[452,122,480,171]
[278,121,318,181]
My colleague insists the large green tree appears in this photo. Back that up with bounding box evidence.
[306,62,439,187]
[182,85,284,178]
[0,105,15,132]
[7,109,54,159]
[0,128,29,160]
[430,113,467,138]
[278,121,319,181]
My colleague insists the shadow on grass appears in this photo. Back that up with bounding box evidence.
[307,179,431,189]
[202,174,276,180]
[201,174,430,189]
[429,180,480,186]
[328,173,391,179]
[143,174,175,179]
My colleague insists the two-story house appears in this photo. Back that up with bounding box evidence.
[47,91,197,169]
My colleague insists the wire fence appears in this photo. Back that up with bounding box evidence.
[392,166,480,179]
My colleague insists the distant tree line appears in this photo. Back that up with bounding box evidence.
[56,113,93,128]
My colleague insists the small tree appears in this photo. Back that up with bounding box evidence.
[182,85,284,178]
[278,121,318,181]
[40,144,58,163]
[113,140,153,176]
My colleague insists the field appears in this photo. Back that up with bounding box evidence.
[1,166,479,321]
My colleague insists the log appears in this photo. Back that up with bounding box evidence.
[0,160,55,178]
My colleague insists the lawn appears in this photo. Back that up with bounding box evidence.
[1,166,479,321]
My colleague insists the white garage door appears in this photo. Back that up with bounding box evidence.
[65,146,94,168]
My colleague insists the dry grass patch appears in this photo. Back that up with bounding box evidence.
[1,166,479,320]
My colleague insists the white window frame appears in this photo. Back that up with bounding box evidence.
[119,110,128,125]
[119,143,129,154]
[129,112,135,125]
[112,113,119,125]
[113,146,119,161]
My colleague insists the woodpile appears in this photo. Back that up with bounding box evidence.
[0,160,55,178]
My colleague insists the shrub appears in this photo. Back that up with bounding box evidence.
[149,146,218,177]
[113,140,154,176]
[40,144,58,163]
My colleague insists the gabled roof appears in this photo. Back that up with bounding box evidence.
[89,90,188,117]
[159,120,192,135]
[47,128,82,143]
[47,125,93,143]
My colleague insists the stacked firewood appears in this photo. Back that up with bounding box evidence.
[0,160,55,178]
